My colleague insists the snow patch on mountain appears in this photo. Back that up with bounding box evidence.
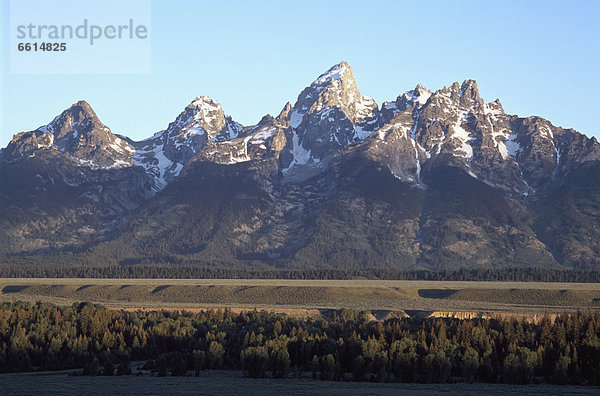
[250,128,277,144]
[313,62,348,86]
[542,127,554,140]
[382,102,397,112]
[133,142,181,193]
[505,133,521,157]
[286,130,312,168]
[223,119,244,139]
[411,137,421,181]
[190,96,222,124]
[405,87,431,106]
[289,110,305,129]
[451,113,473,158]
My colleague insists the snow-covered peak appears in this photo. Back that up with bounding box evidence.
[294,61,361,115]
[293,61,372,123]
[311,61,351,87]
[130,97,245,193]
[280,62,383,179]
[189,96,222,116]
[403,84,432,106]
[182,96,225,130]
[165,96,244,142]
[381,85,433,120]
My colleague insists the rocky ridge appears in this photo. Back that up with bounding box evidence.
[1,62,599,269]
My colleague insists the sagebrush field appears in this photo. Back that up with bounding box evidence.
[1,279,599,318]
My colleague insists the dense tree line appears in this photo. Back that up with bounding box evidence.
[0,302,599,384]
[0,265,599,282]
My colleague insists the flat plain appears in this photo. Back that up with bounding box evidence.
[1,278,599,318]
[2,371,600,395]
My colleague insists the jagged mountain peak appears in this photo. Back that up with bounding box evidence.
[64,100,98,120]
[310,61,354,87]
[276,102,292,125]
[459,79,478,91]
[434,79,484,108]
[383,84,433,116]
[3,100,135,169]
[187,95,222,115]
[281,62,382,180]
[72,99,95,111]
[407,84,432,103]
[458,79,482,104]
[130,96,245,192]
[255,114,276,128]
[166,96,234,139]
[40,100,103,138]
[485,98,504,112]
[295,61,362,113]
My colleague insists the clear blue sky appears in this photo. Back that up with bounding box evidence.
[1,0,599,147]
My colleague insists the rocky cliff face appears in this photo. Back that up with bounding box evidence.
[196,108,289,166]
[1,62,599,270]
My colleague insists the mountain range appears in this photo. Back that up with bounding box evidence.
[1,61,599,271]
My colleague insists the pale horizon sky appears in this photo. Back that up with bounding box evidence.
[1,0,599,147]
